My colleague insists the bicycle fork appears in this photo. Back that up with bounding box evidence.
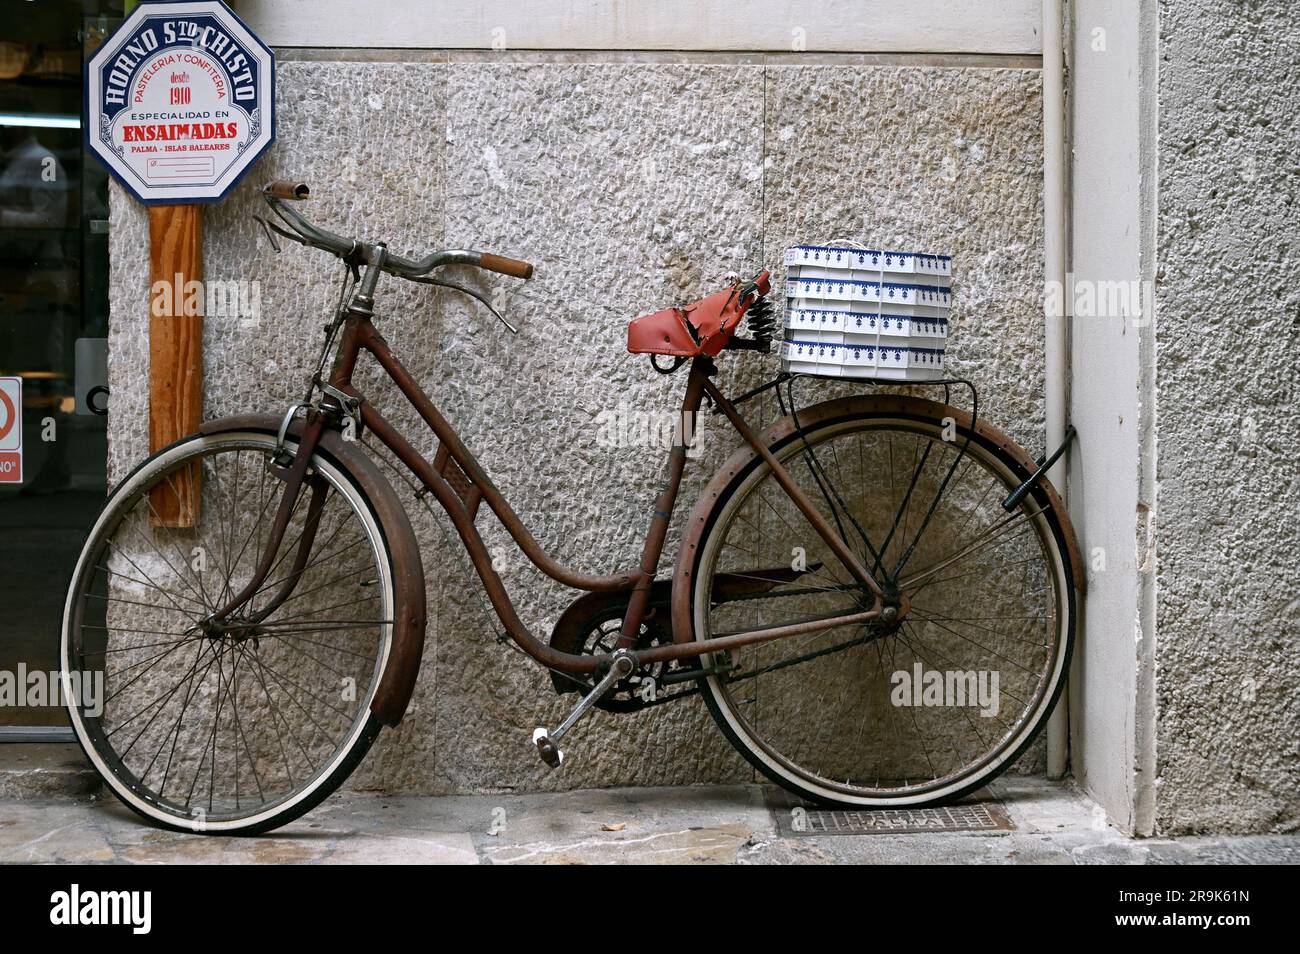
[201,410,332,632]
[201,248,390,631]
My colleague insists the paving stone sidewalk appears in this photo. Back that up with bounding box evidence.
[0,751,1294,864]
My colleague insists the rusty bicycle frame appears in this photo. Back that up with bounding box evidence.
[202,178,908,719]
[342,323,891,671]
[226,339,887,671]
[206,275,891,688]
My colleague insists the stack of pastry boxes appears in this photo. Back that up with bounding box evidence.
[779,245,952,380]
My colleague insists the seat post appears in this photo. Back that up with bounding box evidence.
[614,356,713,650]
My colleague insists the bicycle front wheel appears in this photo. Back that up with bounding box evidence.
[690,397,1076,807]
[62,430,393,834]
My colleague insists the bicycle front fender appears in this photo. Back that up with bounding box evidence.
[198,413,427,727]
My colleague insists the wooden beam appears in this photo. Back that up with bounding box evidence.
[148,203,203,528]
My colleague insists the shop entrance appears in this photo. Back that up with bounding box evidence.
[0,2,121,734]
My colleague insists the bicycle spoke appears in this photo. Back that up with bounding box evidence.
[104,541,204,621]
[147,637,227,798]
[232,643,301,788]
[697,412,1067,801]
[92,561,207,612]
[67,435,390,828]
[910,604,1051,650]
[897,504,1050,591]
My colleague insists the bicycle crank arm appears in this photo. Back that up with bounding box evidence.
[533,650,636,768]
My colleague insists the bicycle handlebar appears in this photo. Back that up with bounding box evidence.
[261,180,534,282]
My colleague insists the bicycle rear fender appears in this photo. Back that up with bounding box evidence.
[198,414,426,727]
[669,394,1085,646]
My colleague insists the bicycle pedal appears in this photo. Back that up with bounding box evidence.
[532,728,564,768]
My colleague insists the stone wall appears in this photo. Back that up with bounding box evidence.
[1154,0,1300,834]
[108,55,1045,793]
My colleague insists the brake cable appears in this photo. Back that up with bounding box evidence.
[406,273,519,334]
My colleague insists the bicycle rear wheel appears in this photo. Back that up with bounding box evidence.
[62,430,393,834]
[689,398,1076,807]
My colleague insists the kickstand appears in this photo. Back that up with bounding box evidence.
[532,650,636,768]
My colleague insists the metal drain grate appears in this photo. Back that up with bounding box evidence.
[768,793,1014,837]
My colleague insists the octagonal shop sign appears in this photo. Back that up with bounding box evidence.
[87,0,274,204]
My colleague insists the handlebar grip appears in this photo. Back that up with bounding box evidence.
[264,180,311,200]
[480,252,534,280]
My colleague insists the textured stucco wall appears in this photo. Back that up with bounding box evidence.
[107,55,1045,793]
[1154,1,1300,833]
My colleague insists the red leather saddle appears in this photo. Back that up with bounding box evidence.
[627,271,771,358]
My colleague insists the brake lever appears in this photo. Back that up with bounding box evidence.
[254,215,307,253]
[410,274,519,334]
[253,215,281,252]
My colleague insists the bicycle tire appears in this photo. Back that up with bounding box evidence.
[685,396,1078,808]
[62,430,395,835]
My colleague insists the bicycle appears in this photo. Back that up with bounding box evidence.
[61,180,1081,835]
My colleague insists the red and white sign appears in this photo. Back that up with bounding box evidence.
[0,377,22,484]
[86,1,275,204]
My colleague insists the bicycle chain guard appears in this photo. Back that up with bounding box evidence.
[547,587,676,713]
[547,563,821,711]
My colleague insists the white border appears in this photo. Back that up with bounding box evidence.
[234,0,1043,55]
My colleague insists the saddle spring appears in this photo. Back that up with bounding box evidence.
[744,293,777,352]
